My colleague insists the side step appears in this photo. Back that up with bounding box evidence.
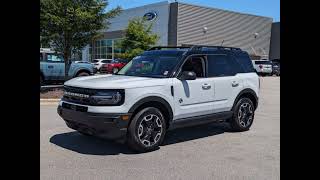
[169,111,233,130]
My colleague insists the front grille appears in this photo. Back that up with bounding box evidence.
[64,86,97,95]
[63,86,95,105]
[63,86,125,106]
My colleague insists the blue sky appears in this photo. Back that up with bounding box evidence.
[107,0,280,22]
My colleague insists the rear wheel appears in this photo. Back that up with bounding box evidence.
[127,107,166,152]
[76,72,89,77]
[230,98,255,132]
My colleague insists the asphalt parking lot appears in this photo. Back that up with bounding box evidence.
[40,76,280,180]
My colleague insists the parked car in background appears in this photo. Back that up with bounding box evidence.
[91,59,112,72]
[40,48,95,86]
[271,60,280,76]
[100,58,129,74]
[252,60,273,76]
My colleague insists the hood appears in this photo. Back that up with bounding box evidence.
[64,74,170,89]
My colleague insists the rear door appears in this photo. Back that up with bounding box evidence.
[206,54,244,113]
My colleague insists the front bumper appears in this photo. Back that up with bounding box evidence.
[57,105,131,140]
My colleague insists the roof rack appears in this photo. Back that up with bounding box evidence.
[186,44,241,51]
[148,45,241,52]
[147,46,192,51]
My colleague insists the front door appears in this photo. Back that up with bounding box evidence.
[172,56,215,120]
[46,53,65,80]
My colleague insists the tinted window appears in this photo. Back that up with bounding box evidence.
[117,54,180,78]
[254,61,271,65]
[207,55,243,77]
[92,60,99,63]
[102,60,111,63]
[120,59,129,63]
[235,55,255,72]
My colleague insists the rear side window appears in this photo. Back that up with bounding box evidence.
[254,61,271,65]
[102,60,111,63]
[235,55,255,72]
[207,55,243,77]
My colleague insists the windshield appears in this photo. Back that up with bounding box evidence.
[117,54,180,78]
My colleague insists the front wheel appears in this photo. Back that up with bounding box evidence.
[40,75,44,87]
[127,107,166,152]
[230,98,255,132]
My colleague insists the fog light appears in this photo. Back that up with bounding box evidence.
[121,115,129,121]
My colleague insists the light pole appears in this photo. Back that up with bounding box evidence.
[250,32,259,56]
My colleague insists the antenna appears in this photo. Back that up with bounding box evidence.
[220,40,224,46]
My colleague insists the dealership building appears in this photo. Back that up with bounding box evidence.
[82,1,273,61]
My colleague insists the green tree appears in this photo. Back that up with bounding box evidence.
[40,0,121,79]
[119,18,159,60]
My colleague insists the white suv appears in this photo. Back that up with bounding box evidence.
[58,46,259,152]
[252,60,273,76]
[91,59,112,71]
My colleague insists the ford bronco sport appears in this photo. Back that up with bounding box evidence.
[57,45,259,152]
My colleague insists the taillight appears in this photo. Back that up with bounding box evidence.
[259,65,263,69]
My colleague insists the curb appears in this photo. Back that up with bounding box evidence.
[40,99,60,102]
[40,99,59,105]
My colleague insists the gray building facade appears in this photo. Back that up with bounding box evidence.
[269,22,280,60]
[82,1,273,61]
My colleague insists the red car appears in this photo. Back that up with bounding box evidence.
[100,59,129,74]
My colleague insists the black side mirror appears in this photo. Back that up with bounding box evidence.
[179,71,196,80]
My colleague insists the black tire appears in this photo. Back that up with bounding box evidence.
[230,98,255,132]
[112,68,119,74]
[76,71,89,77]
[40,75,44,87]
[127,107,167,152]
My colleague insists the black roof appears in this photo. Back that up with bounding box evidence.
[145,45,248,56]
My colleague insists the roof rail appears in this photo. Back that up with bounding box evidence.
[187,44,241,51]
[147,46,192,51]
[147,45,241,53]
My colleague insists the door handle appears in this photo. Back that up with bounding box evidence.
[48,65,54,69]
[232,81,239,87]
[202,83,211,90]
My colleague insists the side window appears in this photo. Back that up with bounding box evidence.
[102,60,110,63]
[207,55,242,77]
[40,53,43,61]
[181,56,205,78]
[46,53,64,62]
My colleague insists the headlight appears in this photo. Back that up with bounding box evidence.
[90,90,125,106]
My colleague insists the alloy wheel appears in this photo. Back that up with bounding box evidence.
[137,114,163,147]
[238,102,254,128]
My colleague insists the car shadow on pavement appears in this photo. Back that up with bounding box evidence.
[49,122,231,155]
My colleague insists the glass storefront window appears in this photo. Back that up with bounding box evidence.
[91,38,124,60]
